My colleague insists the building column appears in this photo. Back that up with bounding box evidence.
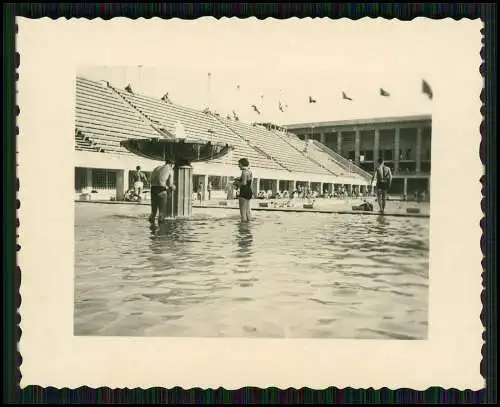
[328,183,334,194]
[403,178,408,197]
[374,128,380,170]
[416,127,422,173]
[306,181,311,193]
[201,174,208,200]
[320,132,325,145]
[252,178,260,196]
[290,180,296,191]
[272,179,279,195]
[337,132,342,153]
[319,182,324,195]
[85,168,93,190]
[278,180,284,192]
[394,127,400,174]
[115,169,129,200]
[304,134,309,141]
[354,129,360,164]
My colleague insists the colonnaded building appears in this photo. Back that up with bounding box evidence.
[74,77,428,201]
[283,114,432,198]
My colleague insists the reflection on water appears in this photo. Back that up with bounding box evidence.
[74,203,429,339]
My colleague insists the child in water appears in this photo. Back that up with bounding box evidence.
[233,158,253,222]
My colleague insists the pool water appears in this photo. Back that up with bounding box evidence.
[74,202,429,339]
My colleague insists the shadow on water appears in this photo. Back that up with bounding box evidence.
[236,222,254,253]
[233,221,255,274]
[376,214,390,226]
[147,219,195,260]
[151,217,198,238]
[75,204,429,339]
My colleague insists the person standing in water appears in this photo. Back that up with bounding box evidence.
[225,178,235,200]
[234,158,253,222]
[371,158,393,214]
[207,181,212,200]
[132,166,148,201]
[197,181,204,202]
[148,160,175,223]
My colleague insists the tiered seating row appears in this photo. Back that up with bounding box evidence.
[309,140,372,180]
[76,78,161,154]
[274,131,349,176]
[116,91,212,137]
[113,88,282,170]
[75,136,100,152]
[307,145,348,175]
[220,119,330,175]
[75,77,369,178]
[114,89,267,166]
[76,103,157,133]
[77,80,158,134]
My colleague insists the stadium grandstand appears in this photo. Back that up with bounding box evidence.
[283,114,432,199]
[74,76,372,201]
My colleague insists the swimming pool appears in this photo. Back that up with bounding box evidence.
[74,202,429,339]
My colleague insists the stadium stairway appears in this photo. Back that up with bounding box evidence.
[311,140,372,181]
[218,119,331,176]
[76,77,162,155]
[110,86,284,171]
[269,128,342,176]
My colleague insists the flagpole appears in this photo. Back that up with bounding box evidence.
[278,88,283,126]
[236,84,240,120]
[207,72,212,110]
[260,94,264,124]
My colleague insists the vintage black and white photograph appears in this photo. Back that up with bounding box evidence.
[17,15,484,390]
[73,23,436,340]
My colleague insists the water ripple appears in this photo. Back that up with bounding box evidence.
[74,203,429,339]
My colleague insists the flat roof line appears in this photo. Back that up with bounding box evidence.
[283,114,432,129]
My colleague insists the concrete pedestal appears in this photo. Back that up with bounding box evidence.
[120,138,232,220]
[161,165,193,219]
[173,165,193,218]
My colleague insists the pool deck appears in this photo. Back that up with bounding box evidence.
[76,199,430,219]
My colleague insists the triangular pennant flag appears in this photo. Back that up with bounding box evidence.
[380,88,390,97]
[125,84,133,94]
[422,79,433,100]
[278,101,284,112]
[342,91,353,101]
[251,104,261,115]
[309,96,317,103]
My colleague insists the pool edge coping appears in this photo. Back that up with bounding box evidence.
[74,200,430,219]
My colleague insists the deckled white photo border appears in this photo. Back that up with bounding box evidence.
[16,17,484,390]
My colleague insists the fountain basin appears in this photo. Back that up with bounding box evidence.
[120,137,233,219]
[120,137,232,165]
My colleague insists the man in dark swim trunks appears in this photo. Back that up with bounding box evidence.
[148,160,175,223]
[371,158,392,214]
